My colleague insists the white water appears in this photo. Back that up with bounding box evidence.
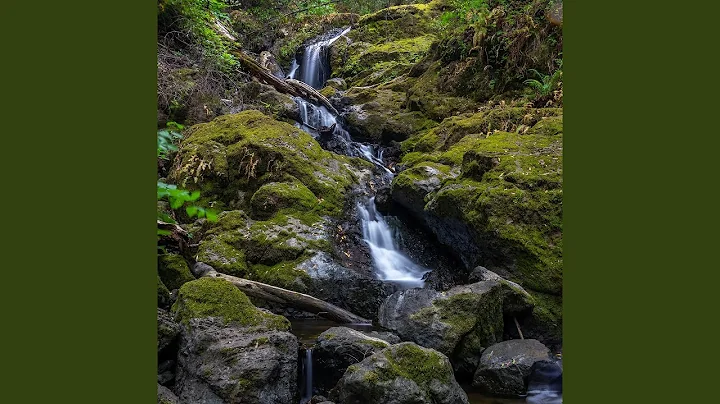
[291,28,425,288]
[298,27,351,89]
[300,348,313,404]
[358,197,428,288]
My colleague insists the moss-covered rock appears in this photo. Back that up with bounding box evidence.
[171,277,289,331]
[314,327,392,395]
[331,342,469,404]
[158,254,195,291]
[195,210,329,292]
[169,110,359,216]
[340,86,438,142]
[393,110,563,296]
[172,279,298,404]
[249,179,318,220]
[471,339,552,396]
[379,281,504,379]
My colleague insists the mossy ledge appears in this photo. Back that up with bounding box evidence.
[171,277,289,331]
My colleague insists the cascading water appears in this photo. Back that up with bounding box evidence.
[357,197,429,288]
[295,27,351,88]
[290,28,425,289]
[300,348,313,404]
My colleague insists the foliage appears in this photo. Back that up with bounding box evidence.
[158,0,237,72]
[524,59,563,98]
[157,124,217,240]
[438,0,488,29]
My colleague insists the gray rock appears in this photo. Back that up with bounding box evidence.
[378,281,504,379]
[175,317,298,404]
[472,339,552,396]
[157,309,179,353]
[366,331,400,345]
[469,267,534,315]
[330,342,468,404]
[157,384,178,404]
[313,327,392,395]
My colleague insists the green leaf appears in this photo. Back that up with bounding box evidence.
[186,205,198,217]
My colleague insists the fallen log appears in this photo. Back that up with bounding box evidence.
[192,262,371,324]
[286,79,341,116]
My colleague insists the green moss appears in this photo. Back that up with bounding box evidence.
[171,110,356,218]
[527,116,563,137]
[378,343,450,385]
[171,277,289,330]
[247,257,312,293]
[361,339,391,349]
[158,276,170,307]
[250,179,319,220]
[196,233,248,277]
[158,254,195,291]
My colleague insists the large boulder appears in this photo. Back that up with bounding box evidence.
[172,278,297,404]
[378,281,504,379]
[313,327,393,394]
[331,342,468,404]
[393,111,564,347]
[471,339,552,396]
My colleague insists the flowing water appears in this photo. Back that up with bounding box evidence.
[288,29,560,403]
[290,27,426,288]
[357,197,429,288]
[300,348,314,404]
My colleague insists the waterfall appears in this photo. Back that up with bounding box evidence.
[297,27,350,89]
[357,197,428,288]
[300,348,313,404]
[291,29,426,288]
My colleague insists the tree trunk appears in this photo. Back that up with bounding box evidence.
[193,263,370,324]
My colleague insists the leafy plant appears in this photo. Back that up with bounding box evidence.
[156,125,217,240]
[524,61,563,98]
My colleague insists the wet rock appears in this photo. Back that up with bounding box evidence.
[331,342,468,404]
[472,339,552,396]
[172,278,297,404]
[378,281,504,379]
[313,327,393,395]
[157,384,178,404]
[325,78,347,90]
[367,331,401,345]
[299,252,396,321]
[157,309,180,353]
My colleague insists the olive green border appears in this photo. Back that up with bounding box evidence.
[1,0,157,402]
[2,0,714,402]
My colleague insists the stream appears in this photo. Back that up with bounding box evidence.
[288,28,561,404]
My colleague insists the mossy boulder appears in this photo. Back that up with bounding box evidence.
[157,384,179,404]
[171,277,289,330]
[340,86,437,143]
[249,179,318,220]
[172,278,298,404]
[195,210,330,292]
[393,111,563,297]
[331,342,468,404]
[169,110,358,216]
[378,281,504,379]
[314,327,392,395]
[158,254,195,291]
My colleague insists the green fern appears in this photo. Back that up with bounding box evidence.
[524,63,563,97]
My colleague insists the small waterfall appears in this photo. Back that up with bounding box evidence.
[300,348,313,404]
[358,197,429,288]
[287,59,299,80]
[298,27,351,89]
